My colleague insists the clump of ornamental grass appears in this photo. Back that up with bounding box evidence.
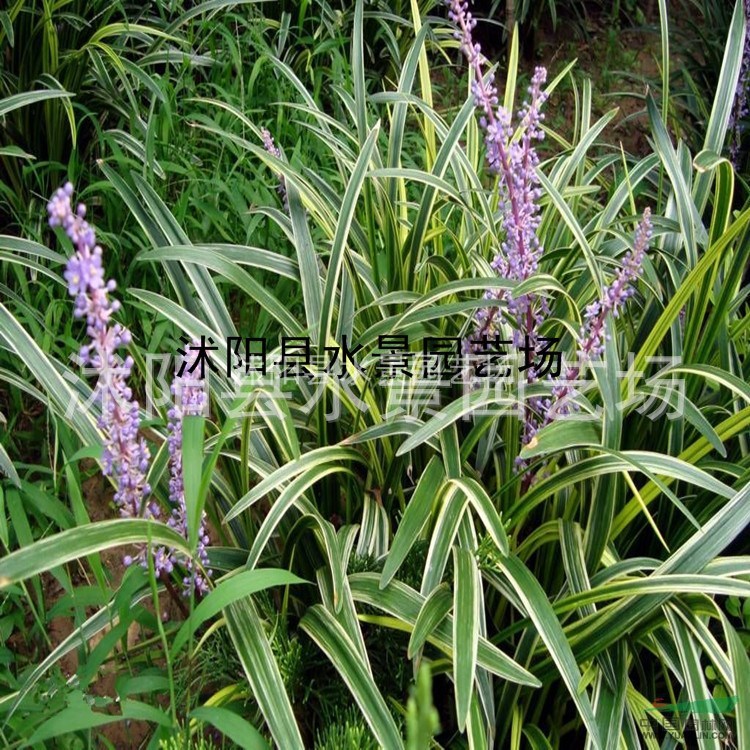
[48,182,211,596]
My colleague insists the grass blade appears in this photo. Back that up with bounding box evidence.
[494,555,603,750]
[190,706,269,750]
[300,605,404,749]
[0,520,191,587]
[224,599,304,749]
[453,546,480,731]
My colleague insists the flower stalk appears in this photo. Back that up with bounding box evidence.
[260,127,289,212]
[547,208,653,423]
[447,0,549,463]
[166,341,212,596]
[51,183,211,594]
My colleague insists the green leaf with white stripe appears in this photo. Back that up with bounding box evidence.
[350,573,540,688]
[380,457,445,588]
[300,605,404,749]
[408,583,452,659]
[224,599,304,749]
[448,477,509,555]
[0,520,191,587]
[494,555,603,750]
[318,124,380,353]
[453,546,480,731]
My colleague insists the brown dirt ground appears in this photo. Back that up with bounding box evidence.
[30,471,183,749]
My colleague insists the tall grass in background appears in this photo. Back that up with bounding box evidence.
[0,0,749,747]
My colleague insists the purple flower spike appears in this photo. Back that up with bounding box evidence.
[51,184,213,594]
[166,341,212,596]
[260,127,289,212]
[577,208,652,362]
[446,1,547,315]
[448,1,549,474]
[729,0,750,166]
[48,183,175,572]
[49,185,155,524]
[547,209,653,423]
[447,0,548,347]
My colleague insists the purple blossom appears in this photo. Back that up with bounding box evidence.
[729,0,750,166]
[447,1,547,303]
[578,208,652,360]
[547,209,653,422]
[49,183,168,570]
[260,127,289,211]
[49,184,158,523]
[448,1,548,472]
[51,184,212,595]
[447,5,653,484]
[166,341,212,596]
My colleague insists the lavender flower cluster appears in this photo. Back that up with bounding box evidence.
[260,127,289,211]
[729,0,750,166]
[49,183,211,595]
[166,343,212,595]
[548,209,653,421]
[448,0,548,344]
[446,3,653,474]
[447,0,549,458]
[49,183,158,525]
[578,209,652,361]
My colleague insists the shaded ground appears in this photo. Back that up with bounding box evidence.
[459,2,690,157]
[25,470,182,748]
[539,21,663,156]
